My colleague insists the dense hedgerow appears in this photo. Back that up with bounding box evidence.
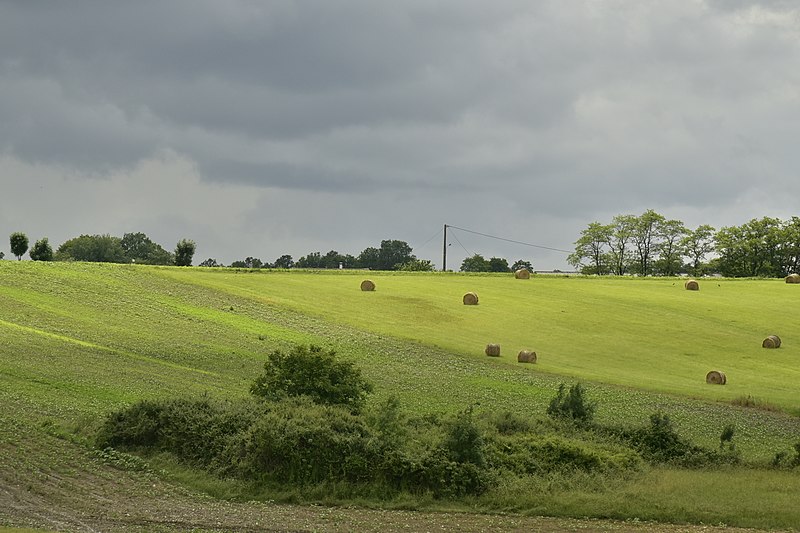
[96,348,744,499]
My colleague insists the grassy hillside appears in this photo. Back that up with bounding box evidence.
[2,261,800,531]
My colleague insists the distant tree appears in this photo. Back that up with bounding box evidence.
[631,210,666,276]
[0,251,4,260]
[511,259,533,272]
[198,258,222,267]
[653,219,687,276]
[488,257,510,272]
[398,258,434,271]
[375,240,415,270]
[174,239,196,267]
[230,260,247,268]
[241,257,264,269]
[715,218,784,277]
[10,232,28,260]
[356,247,380,270]
[120,232,172,265]
[56,234,127,263]
[296,251,322,268]
[608,214,637,275]
[460,254,490,272]
[569,222,612,275]
[273,254,294,269]
[29,237,54,261]
[680,224,715,277]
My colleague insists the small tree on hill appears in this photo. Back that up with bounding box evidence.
[547,383,596,426]
[511,259,533,272]
[174,239,196,266]
[250,344,373,413]
[29,237,54,261]
[10,232,28,260]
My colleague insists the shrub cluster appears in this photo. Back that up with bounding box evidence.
[95,348,743,500]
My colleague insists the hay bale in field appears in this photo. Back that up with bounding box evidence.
[517,350,537,363]
[762,335,782,349]
[706,370,727,385]
[463,292,479,305]
[786,273,800,284]
[685,279,700,291]
[514,269,531,279]
[360,279,375,291]
[485,343,501,357]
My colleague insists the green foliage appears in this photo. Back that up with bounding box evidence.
[547,383,596,426]
[56,234,127,263]
[174,238,196,266]
[250,344,373,413]
[510,259,533,272]
[198,258,223,267]
[442,407,484,466]
[120,232,172,265]
[398,258,434,271]
[9,232,29,260]
[460,254,490,272]
[29,237,54,261]
[487,257,509,272]
[273,254,294,269]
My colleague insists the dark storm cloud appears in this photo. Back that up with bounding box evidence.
[2,1,799,268]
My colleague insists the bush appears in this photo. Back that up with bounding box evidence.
[442,406,484,467]
[29,237,54,261]
[250,344,373,413]
[546,383,596,425]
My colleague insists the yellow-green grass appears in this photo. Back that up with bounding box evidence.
[160,268,800,413]
[3,261,800,530]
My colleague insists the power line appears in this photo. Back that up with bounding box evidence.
[447,224,572,254]
[413,227,444,252]
[449,229,473,256]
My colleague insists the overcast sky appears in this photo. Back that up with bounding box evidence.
[2,1,799,269]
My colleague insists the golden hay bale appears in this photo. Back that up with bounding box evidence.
[514,269,531,279]
[685,279,700,291]
[485,343,501,357]
[517,350,537,363]
[463,292,479,305]
[762,335,782,349]
[360,279,375,291]
[785,274,800,284]
[706,370,727,385]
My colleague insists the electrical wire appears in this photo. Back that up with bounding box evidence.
[447,224,572,254]
[448,228,473,256]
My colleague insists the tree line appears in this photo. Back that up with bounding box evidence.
[6,231,197,266]
[568,210,800,278]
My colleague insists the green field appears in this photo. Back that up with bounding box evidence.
[2,261,800,531]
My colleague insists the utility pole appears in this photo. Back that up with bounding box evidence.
[442,224,448,272]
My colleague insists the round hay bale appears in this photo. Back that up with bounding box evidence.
[463,292,479,305]
[517,349,537,363]
[706,370,727,385]
[762,335,782,349]
[514,269,531,279]
[485,343,501,357]
[360,279,375,292]
[785,273,800,284]
[685,279,700,291]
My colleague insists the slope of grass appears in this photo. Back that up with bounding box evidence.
[160,268,800,413]
[2,261,800,531]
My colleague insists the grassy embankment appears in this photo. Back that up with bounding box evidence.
[1,261,800,530]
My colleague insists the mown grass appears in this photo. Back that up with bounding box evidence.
[2,261,800,530]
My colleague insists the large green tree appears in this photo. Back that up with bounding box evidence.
[56,234,127,263]
[715,218,786,277]
[174,239,196,267]
[568,222,611,275]
[377,240,415,270]
[460,254,490,272]
[120,232,172,265]
[680,224,715,276]
[9,232,28,260]
[607,215,636,276]
[653,218,687,276]
[273,254,294,269]
[29,237,54,261]
[631,210,666,276]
